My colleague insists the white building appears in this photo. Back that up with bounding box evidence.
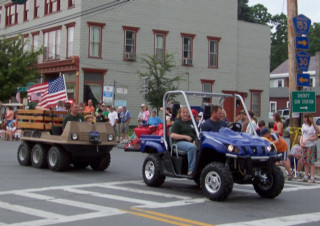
[0,0,271,123]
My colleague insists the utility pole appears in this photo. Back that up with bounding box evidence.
[287,0,299,146]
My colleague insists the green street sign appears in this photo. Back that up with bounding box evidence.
[292,91,316,113]
[26,82,34,88]
[18,87,27,92]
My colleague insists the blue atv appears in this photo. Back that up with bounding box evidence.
[140,91,284,201]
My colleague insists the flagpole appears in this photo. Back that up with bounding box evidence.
[62,74,69,102]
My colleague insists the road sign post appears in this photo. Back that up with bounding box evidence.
[292,91,316,113]
[293,14,311,35]
[296,51,310,72]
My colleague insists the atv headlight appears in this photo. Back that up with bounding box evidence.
[226,144,239,153]
[71,133,78,140]
[266,145,275,153]
[108,134,114,141]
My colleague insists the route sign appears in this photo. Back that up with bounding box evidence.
[26,82,34,88]
[297,73,310,87]
[296,51,310,72]
[296,36,309,50]
[292,91,316,113]
[18,87,27,92]
[293,14,311,35]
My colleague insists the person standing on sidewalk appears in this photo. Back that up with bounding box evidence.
[300,113,320,183]
[107,106,118,135]
[120,106,131,143]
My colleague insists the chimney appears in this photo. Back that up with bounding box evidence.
[316,52,320,87]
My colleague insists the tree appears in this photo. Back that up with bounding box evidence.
[270,13,288,72]
[238,0,254,22]
[251,4,272,25]
[0,35,42,101]
[137,53,183,113]
[309,22,320,56]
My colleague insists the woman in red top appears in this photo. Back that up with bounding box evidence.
[272,112,283,136]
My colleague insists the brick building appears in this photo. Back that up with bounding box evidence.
[0,0,271,124]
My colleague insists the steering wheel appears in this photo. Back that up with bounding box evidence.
[228,122,242,132]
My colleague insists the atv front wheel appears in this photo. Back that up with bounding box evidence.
[253,165,284,199]
[142,154,165,187]
[90,151,111,171]
[200,162,233,201]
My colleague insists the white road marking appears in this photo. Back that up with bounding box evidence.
[0,200,64,219]
[97,184,192,200]
[218,212,320,226]
[138,198,208,209]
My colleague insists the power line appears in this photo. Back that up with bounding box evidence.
[1,0,133,37]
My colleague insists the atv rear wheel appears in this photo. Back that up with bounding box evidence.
[90,151,111,171]
[253,165,284,199]
[31,144,48,168]
[17,142,32,166]
[200,162,233,201]
[142,154,165,187]
[48,146,70,172]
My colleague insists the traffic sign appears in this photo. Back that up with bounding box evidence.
[292,91,316,113]
[293,14,311,35]
[297,73,310,86]
[18,87,27,92]
[296,51,310,72]
[296,36,309,50]
[26,82,34,88]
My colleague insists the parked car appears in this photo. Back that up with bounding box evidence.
[277,108,290,126]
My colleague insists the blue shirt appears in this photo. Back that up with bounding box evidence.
[201,119,227,132]
[120,110,131,123]
[148,116,163,126]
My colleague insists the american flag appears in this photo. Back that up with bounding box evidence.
[27,76,68,108]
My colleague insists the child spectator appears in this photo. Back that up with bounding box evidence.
[5,121,16,141]
[148,110,163,126]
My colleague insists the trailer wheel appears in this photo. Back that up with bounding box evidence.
[48,146,70,172]
[31,144,48,168]
[17,142,32,166]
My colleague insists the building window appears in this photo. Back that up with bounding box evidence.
[45,0,60,15]
[286,101,290,108]
[181,33,195,66]
[34,0,40,18]
[123,26,139,61]
[310,78,314,87]
[68,0,75,8]
[250,89,262,117]
[5,4,18,27]
[207,36,221,68]
[82,68,107,107]
[32,31,39,51]
[66,23,75,58]
[22,35,30,53]
[270,101,277,113]
[153,30,168,61]
[24,0,29,21]
[88,22,105,58]
[43,27,61,61]
[277,80,283,87]
[201,79,215,104]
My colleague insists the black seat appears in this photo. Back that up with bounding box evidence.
[168,127,187,157]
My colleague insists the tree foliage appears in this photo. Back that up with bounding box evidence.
[137,53,182,113]
[251,4,272,25]
[0,35,42,101]
[238,0,254,22]
[309,23,320,56]
[270,13,288,72]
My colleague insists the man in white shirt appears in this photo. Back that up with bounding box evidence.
[108,106,118,135]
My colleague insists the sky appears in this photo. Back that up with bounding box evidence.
[248,0,320,23]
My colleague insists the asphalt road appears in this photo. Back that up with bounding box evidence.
[1,140,320,226]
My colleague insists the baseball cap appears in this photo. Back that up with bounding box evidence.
[191,109,198,117]
[239,110,245,114]
[260,128,270,136]
[198,112,203,117]
[141,103,146,107]
[98,109,103,113]
[123,105,127,108]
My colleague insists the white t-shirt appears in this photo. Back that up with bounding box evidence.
[108,111,118,126]
[301,123,317,147]
[246,119,257,135]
